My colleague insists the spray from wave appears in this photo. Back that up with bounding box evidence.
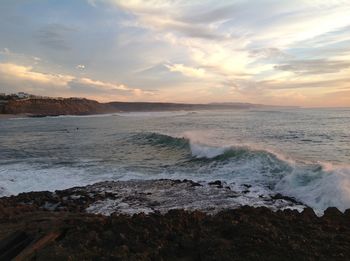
[138,132,350,214]
[1,130,350,215]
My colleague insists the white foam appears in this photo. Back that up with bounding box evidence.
[276,165,350,214]
[190,143,228,158]
[85,180,304,216]
[2,131,350,216]
[177,132,350,214]
[0,163,115,196]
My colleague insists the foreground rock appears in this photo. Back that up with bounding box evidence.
[0,179,305,215]
[1,179,349,260]
[1,206,350,260]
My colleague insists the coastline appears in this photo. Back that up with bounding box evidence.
[1,179,350,260]
[0,113,30,119]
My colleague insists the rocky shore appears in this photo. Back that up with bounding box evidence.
[1,179,350,260]
[0,95,288,117]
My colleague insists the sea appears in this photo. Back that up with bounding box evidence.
[0,108,349,214]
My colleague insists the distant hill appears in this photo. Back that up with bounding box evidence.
[0,94,296,117]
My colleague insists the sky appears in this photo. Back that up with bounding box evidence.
[0,0,350,107]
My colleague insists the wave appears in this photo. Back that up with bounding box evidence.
[2,131,350,215]
[136,132,350,214]
[138,132,290,162]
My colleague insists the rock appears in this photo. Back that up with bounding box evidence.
[323,207,343,218]
[208,180,223,188]
[271,193,301,204]
[2,98,116,116]
[301,207,316,219]
[0,195,350,260]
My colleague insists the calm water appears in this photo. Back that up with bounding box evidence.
[0,108,349,213]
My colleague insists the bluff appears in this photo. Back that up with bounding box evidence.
[1,98,115,116]
[0,96,293,116]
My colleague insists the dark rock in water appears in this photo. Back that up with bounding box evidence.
[271,193,302,205]
[301,207,317,219]
[344,209,350,218]
[208,180,223,188]
[323,207,343,218]
[189,180,202,187]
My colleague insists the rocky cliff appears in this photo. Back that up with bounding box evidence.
[1,98,115,116]
[0,96,290,117]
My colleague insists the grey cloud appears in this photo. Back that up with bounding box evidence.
[119,4,232,41]
[223,77,350,92]
[274,59,350,75]
[261,78,350,90]
[180,4,237,24]
[249,48,292,59]
[222,79,265,95]
[36,23,76,50]
[152,19,230,41]
[297,25,350,47]
[172,25,226,40]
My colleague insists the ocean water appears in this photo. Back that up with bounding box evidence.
[0,108,349,214]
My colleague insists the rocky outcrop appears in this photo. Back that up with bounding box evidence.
[1,98,116,116]
[0,97,286,117]
[1,205,350,260]
[0,180,350,260]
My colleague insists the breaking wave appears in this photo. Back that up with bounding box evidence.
[1,130,350,215]
[136,132,350,214]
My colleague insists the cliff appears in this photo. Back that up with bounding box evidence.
[106,101,264,112]
[0,96,291,117]
[1,98,115,116]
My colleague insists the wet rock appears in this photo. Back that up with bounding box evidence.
[301,207,317,219]
[271,193,301,205]
[208,180,223,188]
[323,207,343,218]
[0,185,350,260]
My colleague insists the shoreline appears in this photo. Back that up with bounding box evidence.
[0,113,31,119]
[0,179,349,260]
[0,179,307,215]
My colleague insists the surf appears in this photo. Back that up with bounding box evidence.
[135,132,350,214]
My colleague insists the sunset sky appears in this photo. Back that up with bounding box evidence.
[0,0,350,107]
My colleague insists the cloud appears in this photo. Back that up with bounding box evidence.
[0,63,73,86]
[274,59,350,75]
[179,3,237,24]
[110,0,232,41]
[0,62,155,100]
[1,1,350,106]
[0,48,42,64]
[165,63,205,78]
[249,48,292,60]
[257,77,350,90]
[36,23,75,50]
[75,77,129,91]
